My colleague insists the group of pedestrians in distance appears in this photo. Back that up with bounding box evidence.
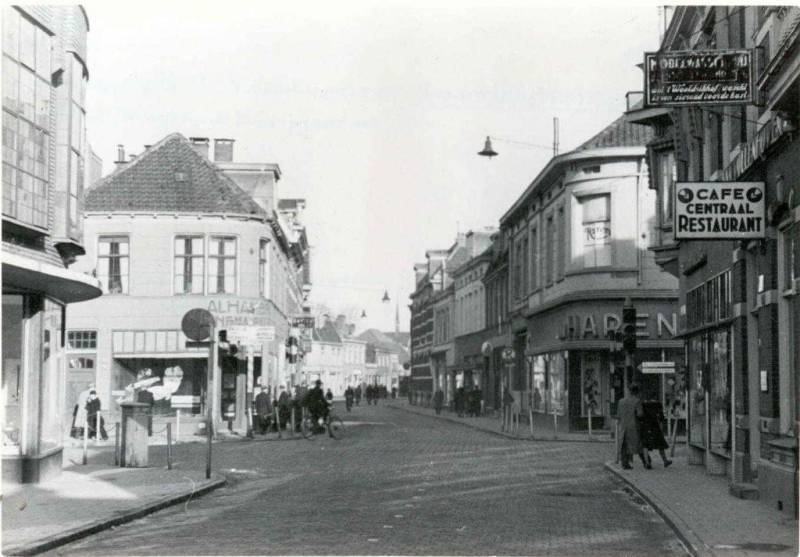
[252,380,333,435]
[618,382,673,469]
[70,385,109,441]
[342,383,393,411]
[432,386,482,417]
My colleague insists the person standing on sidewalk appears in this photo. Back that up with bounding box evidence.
[254,386,272,434]
[618,383,649,469]
[433,388,444,415]
[355,384,362,406]
[86,390,108,441]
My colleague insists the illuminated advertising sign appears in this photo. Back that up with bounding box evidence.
[674,182,765,239]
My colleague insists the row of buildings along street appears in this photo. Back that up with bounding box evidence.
[1,5,409,486]
[409,5,799,519]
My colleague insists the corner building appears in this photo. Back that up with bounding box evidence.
[2,6,102,484]
[67,134,309,435]
[499,115,681,433]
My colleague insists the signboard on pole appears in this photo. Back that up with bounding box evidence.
[645,49,753,107]
[640,361,676,374]
[674,182,765,239]
[227,325,275,346]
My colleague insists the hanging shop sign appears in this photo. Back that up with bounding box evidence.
[675,182,765,239]
[226,325,276,346]
[645,49,753,107]
[639,361,676,374]
[719,113,795,182]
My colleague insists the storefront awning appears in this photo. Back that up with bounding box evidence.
[2,252,102,303]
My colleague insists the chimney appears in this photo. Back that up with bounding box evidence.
[213,138,235,162]
[114,144,126,167]
[189,137,209,159]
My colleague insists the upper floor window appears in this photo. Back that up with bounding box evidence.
[530,226,538,291]
[174,236,204,294]
[208,236,237,294]
[2,10,52,231]
[654,150,676,227]
[545,215,555,285]
[259,239,270,298]
[98,236,129,294]
[580,194,611,268]
[67,330,97,350]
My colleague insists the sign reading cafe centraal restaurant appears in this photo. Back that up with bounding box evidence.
[675,182,765,239]
[645,49,753,107]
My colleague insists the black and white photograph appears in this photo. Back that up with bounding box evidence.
[1,2,799,556]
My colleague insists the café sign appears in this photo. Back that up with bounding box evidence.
[675,182,765,239]
[645,49,753,107]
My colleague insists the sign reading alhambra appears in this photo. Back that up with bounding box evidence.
[675,182,765,239]
[645,50,753,106]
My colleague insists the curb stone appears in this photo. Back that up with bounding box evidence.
[3,475,227,556]
[604,461,703,557]
[388,403,612,443]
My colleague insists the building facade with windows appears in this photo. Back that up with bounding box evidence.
[481,233,511,411]
[498,115,681,433]
[430,284,454,403]
[67,133,309,435]
[628,5,799,516]
[2,6,102,484]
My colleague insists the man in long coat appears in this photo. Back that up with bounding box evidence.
[254,386,272,434]
[618,382,648,469]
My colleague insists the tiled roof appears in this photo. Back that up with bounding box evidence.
[574,114,654,151]
[356,329,403,353]
[313,322,342,344]
[85,133,266,215]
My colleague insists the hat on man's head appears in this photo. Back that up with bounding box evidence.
[315,379,322,386]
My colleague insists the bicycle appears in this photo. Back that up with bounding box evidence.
[300,409,345,439]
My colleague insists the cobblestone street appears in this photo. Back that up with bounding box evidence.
[49,403,686,556]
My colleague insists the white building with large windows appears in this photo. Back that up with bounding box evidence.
[66,133,310,435]
[2,6,102,484]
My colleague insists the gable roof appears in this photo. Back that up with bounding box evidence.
[85,133,266,215]
[574,114,654,151]
[356,329,403,353]
[312,322,342,344]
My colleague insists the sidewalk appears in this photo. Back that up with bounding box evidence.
[2,445,226,556]
[606,448,798,557]
[388,400,612,442]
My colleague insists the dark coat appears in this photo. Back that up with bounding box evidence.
[640,401,669,450]
[618,394,643,455]
[255,391,272,416]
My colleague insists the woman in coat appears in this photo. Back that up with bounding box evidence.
[640,399,672,468]
[617,383,649,469]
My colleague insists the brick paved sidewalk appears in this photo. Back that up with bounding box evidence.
[388,400,612,442]
[2,447,225,556]
[605,447,798,557]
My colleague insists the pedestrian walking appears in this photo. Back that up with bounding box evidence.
[86,390,108,440]
[433,388,444,415]
[355,385,362,406]
[254,386,272,434]
[455,386,466,417]
[640,399,672,468]
[365,385,373,405]
[618,383,649,469]
[277,386,291,431]
[325,388,334,403]
[345,386,354,412]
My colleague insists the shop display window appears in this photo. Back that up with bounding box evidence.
[40,298,64,453]
[688,335,706,448]
[2,294,24,454]
[580,353,603,417]
[709,329,731,456]
[531,356,546,413]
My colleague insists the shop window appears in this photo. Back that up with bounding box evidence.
[580,353,602,417]
[688,335,706,448]
[579,194,611,268]
[67,330,97,350]
[97,236,129,294]
[784,222,799,292]
[174,236,204,294]
[2,294,24,452]
[40,298,64,453]
[531,356,546,413]
[208,236,237,294]
[709,329,732,456]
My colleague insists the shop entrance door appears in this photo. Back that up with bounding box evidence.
[65,356,96,432]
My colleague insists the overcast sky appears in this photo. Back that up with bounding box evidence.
[84,1,663,332]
